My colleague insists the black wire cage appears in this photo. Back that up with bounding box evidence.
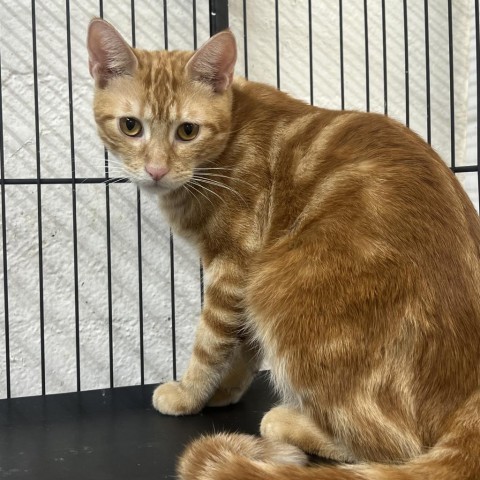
[1,0,479,478]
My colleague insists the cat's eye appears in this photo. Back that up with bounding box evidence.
[176,123,199,141]
[119,117,143,137]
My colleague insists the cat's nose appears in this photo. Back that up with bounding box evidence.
[145,165,169,181]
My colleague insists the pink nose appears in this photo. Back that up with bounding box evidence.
[145,165,169,181]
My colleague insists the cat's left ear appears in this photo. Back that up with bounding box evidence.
[87,18,138,88]
[186,30,237,93]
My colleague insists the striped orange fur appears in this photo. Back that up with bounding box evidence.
[88,19,480,480]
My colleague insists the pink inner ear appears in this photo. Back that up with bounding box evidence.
[88,58,97,78]
[87,20,109,71]
[187,30,237,93]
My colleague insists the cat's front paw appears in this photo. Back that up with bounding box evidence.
[152,381,203,416]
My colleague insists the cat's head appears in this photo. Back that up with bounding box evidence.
[87,19,237,194]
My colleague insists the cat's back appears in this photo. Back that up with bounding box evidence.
[231,78,466,216]
[229,80,480,303]
[233,82,480,259]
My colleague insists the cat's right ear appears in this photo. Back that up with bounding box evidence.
[87,18,138,89]
[186,30,237,93]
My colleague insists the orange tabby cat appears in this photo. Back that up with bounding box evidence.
[87,18,480,480]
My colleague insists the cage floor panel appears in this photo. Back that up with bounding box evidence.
[0,372,275,479]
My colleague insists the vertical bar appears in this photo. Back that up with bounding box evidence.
[98,0,114,390]
[209,0,229,35]
[403,0,410,127]
[275,0,280,89]
[105,146,114,390]
[31,0,46,395]
[163,0,176,381]
[199,260,204,309]
[164,0,168,50]
[131,0,144,386]
[364,0,370,112]
[0,49,11,399]
[131,0,136,47]
[382,0,388,115]
[476,0,480,212]
[194,0,203,308]
[447,0,455,168]
[193,0,197,49]
[105,167,114,388]
[243,0,248,79]
[339,0,345,109]
[308,0,314,105]
[424,0,431,144]
[66,0,81,391]
[170,231,177,381]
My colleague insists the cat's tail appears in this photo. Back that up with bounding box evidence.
[178,391,480,480]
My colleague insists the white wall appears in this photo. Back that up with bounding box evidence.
[0,0,478,398]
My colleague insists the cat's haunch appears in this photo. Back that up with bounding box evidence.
[88,18,480,480]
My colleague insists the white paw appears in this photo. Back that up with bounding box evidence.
[152,381,202,416]
[260,407,289,440]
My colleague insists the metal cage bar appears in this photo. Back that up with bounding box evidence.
[275,0,280,90]
[339,0,345,109]
[0,47,10,399]
[476,0,480,212]
[424,0,432,144]
[447,0,456,169]
[66,0,82,392]
[210,0,229,36]
[30,0,46,395]
[403,0,410,127]
[382,0,388,115]
[364,0,370,112]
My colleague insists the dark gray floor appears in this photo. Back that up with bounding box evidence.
[0,372,276,479]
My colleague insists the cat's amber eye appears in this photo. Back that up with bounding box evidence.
[176,123,199,141]
[119,117,143,137]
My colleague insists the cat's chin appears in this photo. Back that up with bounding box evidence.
[134,179,183,196]
[136,182,169,195]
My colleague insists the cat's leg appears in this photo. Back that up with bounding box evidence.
[260,405,356,463]
[152,259,245,415]
[207,340,261,407]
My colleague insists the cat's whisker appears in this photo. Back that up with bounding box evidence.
[104,168,126,175]
[193,179,246,205]
[105,158,123,163]
[105,173,129,179]
[186,183,212,209]
[104,170,127,177]
[104,167,129,176]
[102,163,126,171]
[104,171,128,178]
[176,173,195,184]
[192,176,247,206]
[194,172,254,189]
[182,184,203,211]
[104,159,123,165]
[188,179,226,206]
[103,177,129,185]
